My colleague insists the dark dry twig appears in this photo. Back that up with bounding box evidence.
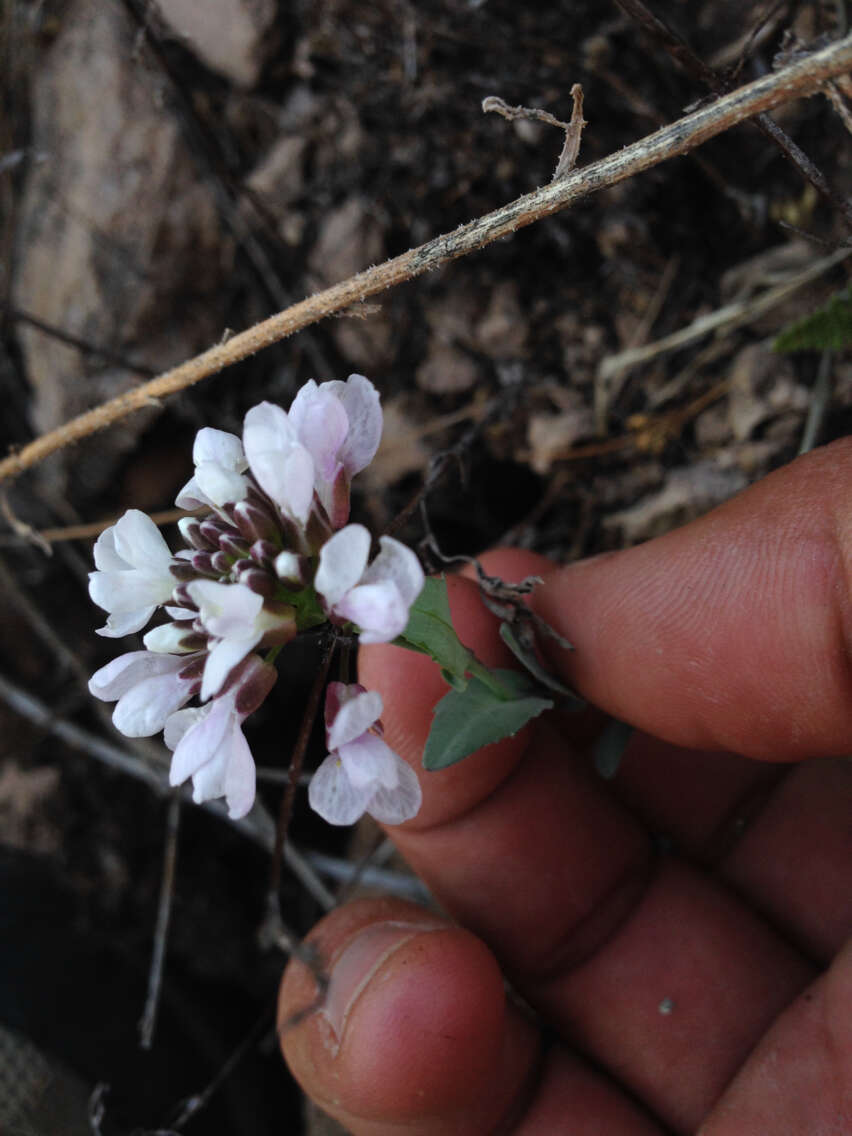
[612,0,852,227]
[166,1004,276,1130]
[265,638,336,918]
[138,791,181,1050]
[6,306,157,376]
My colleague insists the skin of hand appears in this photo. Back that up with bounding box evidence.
[278,439,852,1135]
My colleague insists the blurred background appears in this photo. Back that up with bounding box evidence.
[0,0,850,1131]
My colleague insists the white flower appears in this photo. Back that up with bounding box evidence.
[88,510,176,638]
[242,376,382,530]
[314,524,424,644]
[88,650,200,737]
[308,683,421,826]
[165,655,275,819]
[176,428,249,510]
[187,579,294,700]
[242,402,315,524]
[288,374,382,527]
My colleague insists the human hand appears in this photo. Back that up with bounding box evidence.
[279,440,852,1135]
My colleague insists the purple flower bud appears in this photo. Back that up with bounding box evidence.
[233,499,282,545]
[220,533,250,560]
[179,519,214,551]
[170,560,199,582]
[172,583,197,609]
[250,539,278,565]
[199,518,231,546]
[191,551,221,577]
[210,551,231,575]
[239,567,275,597]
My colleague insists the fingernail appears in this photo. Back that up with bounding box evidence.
[322,920,443,1049]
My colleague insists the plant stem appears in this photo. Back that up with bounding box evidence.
[2,33,851,484]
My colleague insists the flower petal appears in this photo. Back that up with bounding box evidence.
[292,389,349,483]
[314,524,370,607]
[192,427,246,470]
[175,476,207,510]
[338,733,399,790]
[89,569,172,615]
[222,725,256,819]
[327,688,383,751]
[201,634,260,700]
[363,536,425,607]
[169,699,230,785]
[324,374,382,476]
[95,605,158,638]
[164,706,207,751]
[188,580,263,641]
[112,672,193,737]
[308,753,374,826]
[194,461,248,507]
[89,650,185,700]
[367,757,422,825]
[112,510,172,571]
[142,622,197,654]
[92,527,125,572]
[334,581,407,644]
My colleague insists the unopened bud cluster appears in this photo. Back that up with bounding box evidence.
[88,375,424,825]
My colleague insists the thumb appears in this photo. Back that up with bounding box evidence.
[533,438,852,761]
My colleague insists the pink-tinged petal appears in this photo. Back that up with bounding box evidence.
[192,427,246,470]
[169,699,230,785]
[363,536,424,607]
[315,524,370,607]
[222,725,256,818]
[112,671,193,737]
[194,461,248,507]
[323,466,351,531]
[367,757,422,825]
[188,580,263,640]
[164,706,208,751]
[335,581,407,644]
[113,510,172,571]
[95,605,158,638]
[201,634,260,700]
[323,681,367,743]
[308,753,374,826]
[327,688,383,751]
[325,374,382,476]
[92,527,125,572]
[175,476,207,510]
[338,733,399,790]
[286,380,318,435]
[294,390,349,482]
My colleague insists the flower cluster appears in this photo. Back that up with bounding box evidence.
[88,375,424,824]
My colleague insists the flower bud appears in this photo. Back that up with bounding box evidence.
[220,533,250,560]
[238,566,275,597]
[274,550,307,587]
[170,560,199,582]
[143,622,199,654]
[250,539,278,565]
[178,517,213,551]
[191,551,220,577]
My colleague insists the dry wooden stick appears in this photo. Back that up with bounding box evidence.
[2,32,851,486]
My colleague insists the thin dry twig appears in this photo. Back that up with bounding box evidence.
[2,33,851,485]
[482,83,588,178]
[596,243,852,423]
[139,791,181,1051]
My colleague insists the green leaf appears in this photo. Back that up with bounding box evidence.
[422,669,553,771]
[773,287,852,353]
[395,575,512,696]
[498,622,584,705]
